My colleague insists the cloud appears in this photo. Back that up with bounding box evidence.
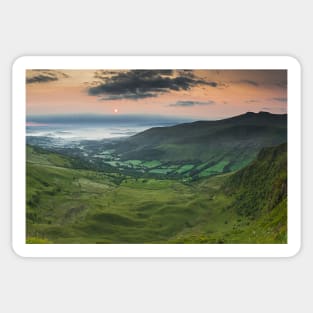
[245,99,260,104]
[88,70,219,100]
[274,80,287,88]
[261,107,287,113]
[26,74,58,84]
[26,70,69,84]
[238,79,259,86]
[169,100,215,107]
[100,92,158,101]
[271,97,287,102]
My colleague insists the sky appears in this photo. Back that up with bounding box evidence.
[26,69,287,119]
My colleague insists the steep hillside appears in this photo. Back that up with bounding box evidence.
[223,142,287,242]
[171,142,287,244]
[224,142,287,217]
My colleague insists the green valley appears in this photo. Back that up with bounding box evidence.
[26,138,287,244]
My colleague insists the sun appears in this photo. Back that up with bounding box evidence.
[114,108,118,113]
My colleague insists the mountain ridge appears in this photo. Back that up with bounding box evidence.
[114,112,287,176]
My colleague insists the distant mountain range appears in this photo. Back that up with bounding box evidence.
[114,111,287,173]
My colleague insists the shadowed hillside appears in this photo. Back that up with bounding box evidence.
[115,112,287,174]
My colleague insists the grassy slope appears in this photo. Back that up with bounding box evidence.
[224,142,287,243]
[26,142,287,244]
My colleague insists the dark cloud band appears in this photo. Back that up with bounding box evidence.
[169,100,215,107]
[237,79,259,86]
[26,74,58,84]
[26,70,69,84]
[100,92,159,101]
[271,97,287,102]
[88,70,219,100]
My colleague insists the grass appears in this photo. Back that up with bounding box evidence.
[26,156,233,243]
[175,164,194,174]
[142,160,162,168]
[199,160,229,177]
[26,144,287,244]
[149,168,173,174]
[123,160,143,166]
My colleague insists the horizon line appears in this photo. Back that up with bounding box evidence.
[26,110,287,119]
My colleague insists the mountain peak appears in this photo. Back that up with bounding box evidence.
[243,111,272,117]
[258,111,272,115]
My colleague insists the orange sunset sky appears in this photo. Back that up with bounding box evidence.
[26,69,287,119]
